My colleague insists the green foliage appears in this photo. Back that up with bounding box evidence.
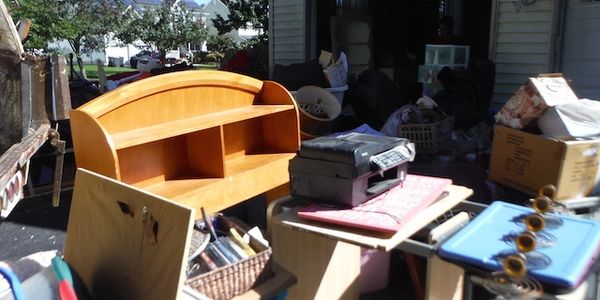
[242,38,268,80]
[5,0,126,53]
[205,34,238,64]
[206,34,238,55]
[209,0,269,79]
[6,0,127,78]
[212,0,268,42]
[115,1,207,59]
[83,65,134,79]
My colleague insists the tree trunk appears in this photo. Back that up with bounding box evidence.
[76,55,87,80]
[159,49,167,66]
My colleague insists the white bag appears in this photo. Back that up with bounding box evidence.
[538,98,600,139]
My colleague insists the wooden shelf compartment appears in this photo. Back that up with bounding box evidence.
[223,110,300,161]
[117,126,225,186]
[139,153,295,217]
[111,105,295,150]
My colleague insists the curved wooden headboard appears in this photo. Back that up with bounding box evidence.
[71,70,299,181]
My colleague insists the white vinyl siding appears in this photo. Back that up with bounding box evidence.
[269,0,307,75]
[489,0,558,110]
[560,0,600,100]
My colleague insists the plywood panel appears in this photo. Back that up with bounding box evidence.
[186,126,225,178]
[259,111,301,153]
[117,137,189,185]
[272,223,361,300]
[64,169,194,300]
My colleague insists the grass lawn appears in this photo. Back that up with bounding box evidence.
[83,63,218,79]
[83,65,135,79]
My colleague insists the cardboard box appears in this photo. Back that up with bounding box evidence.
[320,50,348,87]
[489,125,600,200]
[494,74,578,129]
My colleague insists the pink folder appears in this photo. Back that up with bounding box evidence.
[297,174,452,233]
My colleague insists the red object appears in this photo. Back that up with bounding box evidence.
[107,71,139,81]
[58,280,78,300]
[297,174,452,233]
[221,50,249,73]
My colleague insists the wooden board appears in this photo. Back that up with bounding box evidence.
[110,105,295,150]
[64,168,195,300]
[424,212,470,300]
[271,185,473,251]
[272,222,360,300]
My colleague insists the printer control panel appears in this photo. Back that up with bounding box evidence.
[370,145,413,171]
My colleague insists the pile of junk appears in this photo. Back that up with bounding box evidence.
[271,48,497,162]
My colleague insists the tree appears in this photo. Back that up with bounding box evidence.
[5,0,127,79]
[205,34,237,64]
[211,0,269,79]
[212,0,268,42]
[115,0,207,62]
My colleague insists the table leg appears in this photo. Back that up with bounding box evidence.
[404,253,425,300]
[271,223,361,300]
[425,256,464,300]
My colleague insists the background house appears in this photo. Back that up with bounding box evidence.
[104,0,206,65]
[196,0,260,51]
[268,0,600,114]
[50,0,260,66]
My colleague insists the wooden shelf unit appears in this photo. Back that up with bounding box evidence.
[71,70,301,217]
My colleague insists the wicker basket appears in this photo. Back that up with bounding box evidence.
[185,221,273,300]
[397,116,454,154]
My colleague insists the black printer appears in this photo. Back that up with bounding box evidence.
[289,132,415,207]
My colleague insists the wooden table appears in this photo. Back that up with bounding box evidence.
[267,184,473,300]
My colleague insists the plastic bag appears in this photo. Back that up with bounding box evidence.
[538,98,600,139]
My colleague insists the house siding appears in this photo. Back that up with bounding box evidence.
[269,0,307,73]
[560,1,600,100]
[489,0,558,111]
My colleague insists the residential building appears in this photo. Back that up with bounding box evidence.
[269,0,600,112]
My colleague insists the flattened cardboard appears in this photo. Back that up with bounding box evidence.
[489,125,600,200]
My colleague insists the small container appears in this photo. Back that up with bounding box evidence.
[292,86,342,138]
